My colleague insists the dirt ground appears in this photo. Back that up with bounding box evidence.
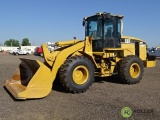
[0,54,160,120]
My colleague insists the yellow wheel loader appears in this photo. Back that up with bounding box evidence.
[4,12,156,99]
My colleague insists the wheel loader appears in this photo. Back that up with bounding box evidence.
[4,12,156,99]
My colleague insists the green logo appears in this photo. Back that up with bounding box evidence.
[121,107,132,118]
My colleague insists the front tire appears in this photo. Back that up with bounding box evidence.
[59,56,95,93]
[118,56,144,84]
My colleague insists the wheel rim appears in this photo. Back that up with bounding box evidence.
[72,65,89,85]
[130,63,140,78]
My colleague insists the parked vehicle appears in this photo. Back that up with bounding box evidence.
[13,49,32,55]
[34,47,43,56]
[148,47,160,57]
[9,48,19,54]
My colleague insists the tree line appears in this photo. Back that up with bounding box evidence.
[4,38,31,46]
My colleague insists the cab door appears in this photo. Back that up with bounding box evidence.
[88,18,104,51]
[104,18,121,48]
[104,19,116,48]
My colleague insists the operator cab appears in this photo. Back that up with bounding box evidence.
[83,12,123,51]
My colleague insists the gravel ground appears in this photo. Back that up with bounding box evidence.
[0,54,160,120]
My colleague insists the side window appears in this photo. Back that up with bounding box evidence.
[118,20,121,38]
[104,21,114,38]
[89,21,97,36]
[89,19,102,40]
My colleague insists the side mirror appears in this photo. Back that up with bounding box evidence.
[82,20,85,26]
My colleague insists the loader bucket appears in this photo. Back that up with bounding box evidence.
[4,58,53,99]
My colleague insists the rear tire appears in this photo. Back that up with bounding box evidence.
[59,56,95,93]
[118,56,144,84]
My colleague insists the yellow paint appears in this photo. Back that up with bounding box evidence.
[56,39,79,47]
[129,63,140,78]
[4,40,86,99]
[121,35,145,43]
[4,36,101,99]
[121,44,135,57]
[139,44,146,60]
[110,61,116,74]
[83,37,99,68]
[143,61,156,67]
[4,60,52,99]
[72,65,89,85]
[4,13,156,99]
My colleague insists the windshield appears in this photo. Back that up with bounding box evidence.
[85,16,102,40]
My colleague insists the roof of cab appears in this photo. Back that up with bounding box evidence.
[84,12,124,20]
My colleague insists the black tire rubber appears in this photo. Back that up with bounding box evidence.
[59,56,95,93]
[118,55,144,84]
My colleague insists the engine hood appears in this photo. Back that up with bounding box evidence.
[121,35,146,43]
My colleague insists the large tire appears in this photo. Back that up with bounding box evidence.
[118,55,144,84]
[59,56,95,93]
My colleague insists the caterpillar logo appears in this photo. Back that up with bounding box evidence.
[125,38,130,43]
